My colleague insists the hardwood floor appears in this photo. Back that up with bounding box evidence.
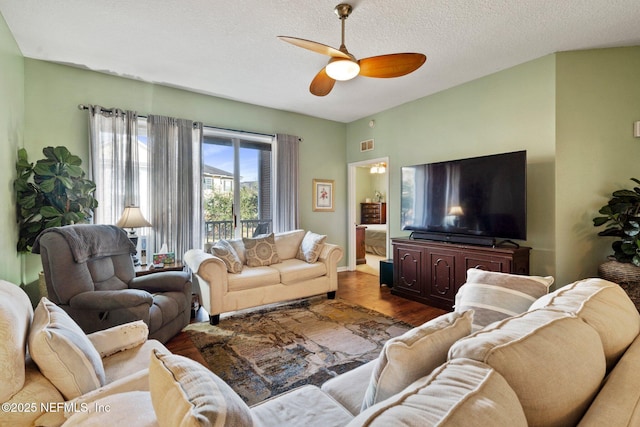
[165,270,448,363]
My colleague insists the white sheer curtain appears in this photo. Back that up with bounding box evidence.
[147,115,203,260]
[274,134,300,232]
[88,105,139,225]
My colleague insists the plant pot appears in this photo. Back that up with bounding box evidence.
[598,259,640,284]
[598,259,640,312]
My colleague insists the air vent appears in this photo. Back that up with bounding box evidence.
[360,139,374,152]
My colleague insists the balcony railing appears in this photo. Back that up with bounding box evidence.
[204,219,272,243]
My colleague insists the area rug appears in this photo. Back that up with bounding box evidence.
[184,297,413,405]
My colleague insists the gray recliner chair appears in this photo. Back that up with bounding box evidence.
[33,224,192,343]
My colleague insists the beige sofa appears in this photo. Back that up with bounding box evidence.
[65,274,640,426]
[183,229,343,325]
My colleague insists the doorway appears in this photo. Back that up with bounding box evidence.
[347,157,390,274]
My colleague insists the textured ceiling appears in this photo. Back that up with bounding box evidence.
[1,0,639,123]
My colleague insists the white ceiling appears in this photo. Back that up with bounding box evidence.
[1,0,639,123]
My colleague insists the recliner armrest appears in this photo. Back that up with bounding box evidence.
[69,290,153,311]
[130,271,191,293]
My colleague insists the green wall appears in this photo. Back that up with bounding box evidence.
[345,47,640,287]
[19,60,347,284]
[556,47,640,283]
[2,11,639,292]
[346,56,557,281]
[0,13,24,285]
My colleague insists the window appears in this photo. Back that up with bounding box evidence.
[202,127,274,243]
[93,113,275,249]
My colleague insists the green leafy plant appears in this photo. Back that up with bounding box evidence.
[14,146,98,252]
[593,178,640,265]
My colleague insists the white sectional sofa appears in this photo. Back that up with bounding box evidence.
[66,273,640,426]
[184,229,343,325]
[0,279,168,427]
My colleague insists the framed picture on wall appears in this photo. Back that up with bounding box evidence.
[312,179,334,212]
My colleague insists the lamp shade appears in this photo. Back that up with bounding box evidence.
[116,206,151,229]
[448,206,464,216]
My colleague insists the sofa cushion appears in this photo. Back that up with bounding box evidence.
[449,308,606,427]
[244,233,281,267]
[361,310,473,410]
[2,362,66,427]
[252,385,354,427]
[211,239,243,273]
[228,266,281,291]
[149,349,254,427]
[578,334,640,427]
[321,360,377,416]
[62,390,158,427]
[0,280,33,402]
[275,229,306,260]
[349,358,527,427]
[297,231,327,263]
[28,297,106,400]
[530,278,640,369]
[455,268,553,331]
[271,258,328,285]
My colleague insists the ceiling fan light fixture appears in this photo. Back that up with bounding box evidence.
[325,58,360,81]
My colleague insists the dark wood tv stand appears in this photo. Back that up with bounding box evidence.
[391,238,530,311]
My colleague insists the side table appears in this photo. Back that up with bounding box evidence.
[135,262,185,277]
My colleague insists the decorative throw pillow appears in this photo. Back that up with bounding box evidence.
[28,298,106,400]
[297,231,327,263]
[361,310,473,411]
[455,268,554,331]
[210,239,243,273]
[149,349,254,427]
[227,238,246,265]
[243,233,280,267]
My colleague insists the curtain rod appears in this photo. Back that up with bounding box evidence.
[77,104,276,138]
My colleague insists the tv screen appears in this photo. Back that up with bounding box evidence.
[401,150,526,243]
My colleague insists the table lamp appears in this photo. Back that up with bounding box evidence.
[116,206,152,265]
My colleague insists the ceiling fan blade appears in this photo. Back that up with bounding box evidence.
[310,68,336,96]
[278,36,350,59]
[358,53,427,78]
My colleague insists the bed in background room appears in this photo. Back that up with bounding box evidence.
[364,224,387,256]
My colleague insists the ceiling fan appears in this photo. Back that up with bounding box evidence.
[278,3,427,96]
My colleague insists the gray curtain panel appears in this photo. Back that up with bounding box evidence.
[88,105,139,225]
[274,134,300,232]
[147,115,203,260]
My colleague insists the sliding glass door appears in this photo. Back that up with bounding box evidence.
[202,128,273,243]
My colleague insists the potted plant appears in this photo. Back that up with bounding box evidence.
[593,178,640,309]
[14,146,98,253]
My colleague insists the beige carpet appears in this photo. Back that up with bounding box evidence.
[184,296,411,405]
[356,253,384,276]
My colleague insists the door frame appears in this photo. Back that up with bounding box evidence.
[347,156,390,270]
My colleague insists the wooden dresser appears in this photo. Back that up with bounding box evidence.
[392,238,530,310]
[355,225,367,265]
[361,202,386,224]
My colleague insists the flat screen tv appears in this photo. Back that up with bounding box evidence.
[401,150,526,245]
